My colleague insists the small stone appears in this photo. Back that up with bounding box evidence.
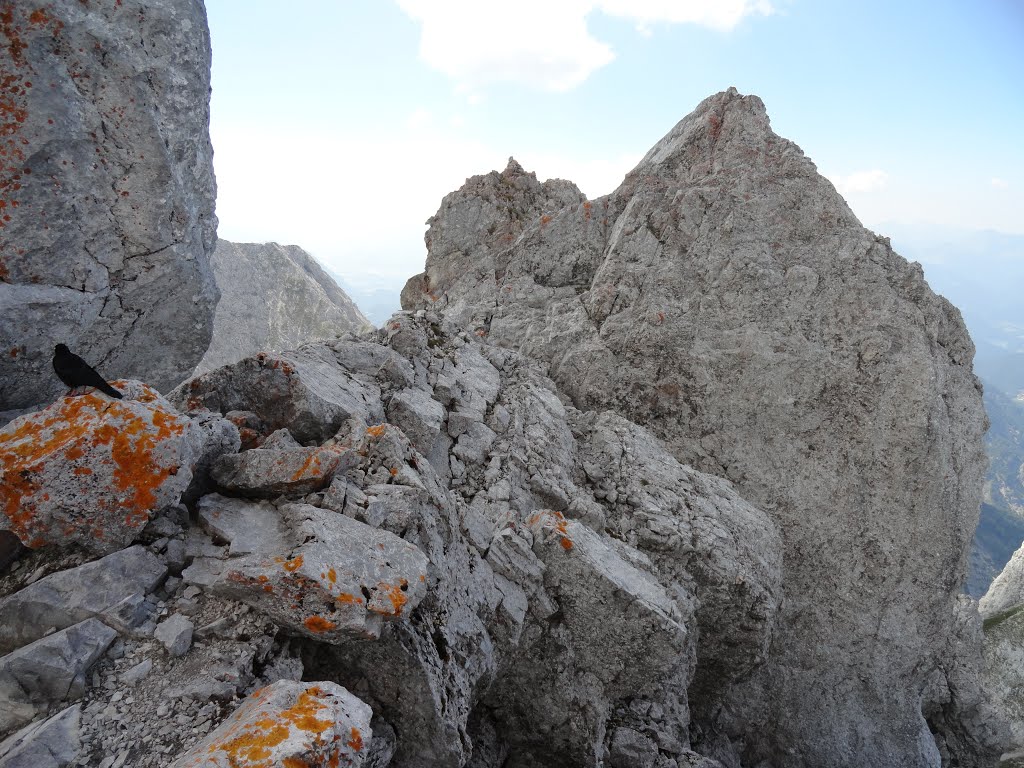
[121,659,153,685]
[154,614,193,657]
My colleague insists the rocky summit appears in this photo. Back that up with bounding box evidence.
[403,88,1001,766]
[0,0,218,412]
[0,4,1008,762]
[196,240,374,374]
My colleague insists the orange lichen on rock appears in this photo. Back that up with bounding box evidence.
[199,686,335,767]
[365,424,387,438]
[0,384,195,551]
[281,555,304,573]
[527,510,574,551]
[373,579,409,616]
[347,727,363,751]
[303,615,337,634]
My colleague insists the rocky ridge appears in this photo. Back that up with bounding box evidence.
[0,309,785,767]
[402,88,1000,766]
[196,240,374,374]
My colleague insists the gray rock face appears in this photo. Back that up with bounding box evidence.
[0,619,116,737]
[0,546,165,655]
[0,0,219,410]
[0,704,81,768]
[403,89,992,766]
[981,541,1024,619]
[196,240,374,374]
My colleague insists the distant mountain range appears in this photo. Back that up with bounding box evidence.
[327,271,402,328]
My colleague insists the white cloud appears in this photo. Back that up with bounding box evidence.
[827,169,890,196]
[596,0,774,31]
[396,0,772,93]
[396,0,614,93]
[991,177,1010,189]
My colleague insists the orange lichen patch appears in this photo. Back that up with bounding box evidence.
[527,510,574,551]
[72,466,92,476]
[583,200,593,220]
[282,758,311,768]
[335,592,363,605]
[203,686,335,767]
[281,555,304,573]
[365,424,387,438]
[347,727,363,751]
[303,615,337,634]
[389,466,398,477]
[540,214,552,225]
[0,388,189,543]
[327,568,337,584]
[373,579,409,616]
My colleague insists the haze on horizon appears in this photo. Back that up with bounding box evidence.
[205,0,1023,304]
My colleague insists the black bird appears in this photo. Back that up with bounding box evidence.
[52,344,123,399]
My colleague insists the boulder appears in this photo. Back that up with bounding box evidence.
[170,346,384,444]
[211,444,359,498]
[405,89,989,766]
[0,704,81,768]
[184,496,429,642]
[169,679,373,768]
[482,512,694,766]
[0,382,203,553]
[0,545,165,654]
[0,0,218,410]
[0,619,116,737]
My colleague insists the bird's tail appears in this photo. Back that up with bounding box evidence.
[98,381,123,399]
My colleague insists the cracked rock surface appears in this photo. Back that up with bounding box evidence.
[0,0,218,410]
[402,88,997,766]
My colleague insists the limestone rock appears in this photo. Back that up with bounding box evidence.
[196,240,374,374]
[211,444,359,498]
[484,512,694,766]
[0,382,203,553]
[0,618,115,737]
[184,496,429,642]
[170,345,385,444]
[154,614,193,658]
[981,540,1024,619]
[0,704,81,768]
[169,679,373,768]
[406,89,989,766]
[983,602,1024,756]
[0,0,218,410]
[0,545,165,654]
[295,313,779,768]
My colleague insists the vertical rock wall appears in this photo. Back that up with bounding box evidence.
[403,89,997,766]
[0,0,218,410]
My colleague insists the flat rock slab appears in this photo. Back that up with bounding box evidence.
[0,545,165,655]
[185,498,428,641]
[0,704,81,768]
[0,382,202,554]
[0,619,116,737]
[169,679,372,768]
[211,445,359,498]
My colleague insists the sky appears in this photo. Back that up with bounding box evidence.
[205,0,1024,297]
